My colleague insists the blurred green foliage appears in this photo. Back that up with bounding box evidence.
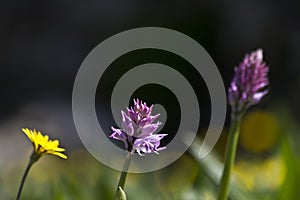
[0,106,299,200]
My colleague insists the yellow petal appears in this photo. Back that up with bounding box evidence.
[48,151,68,159]
[54,147,66,152]
[22,128,34,142]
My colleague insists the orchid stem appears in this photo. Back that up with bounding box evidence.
[217,113,242,200]
[115,152,131,200]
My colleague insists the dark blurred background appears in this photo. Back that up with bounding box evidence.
[2,1,300,114]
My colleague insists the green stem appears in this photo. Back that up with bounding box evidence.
[16,152,38,200]
[217,113,242,200]
[115,152,131,200]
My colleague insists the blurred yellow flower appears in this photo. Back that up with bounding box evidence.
[22,128,67,159]
[240,111,279,153]
[234,156,286,191]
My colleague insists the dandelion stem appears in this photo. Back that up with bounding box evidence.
[115,152,131,200]
[217,113,242,200]
[16,152,38,200]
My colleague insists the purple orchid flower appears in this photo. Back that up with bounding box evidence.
[110,99,167,156]
[228,49,269,113]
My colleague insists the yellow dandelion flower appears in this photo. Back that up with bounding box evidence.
[22,128,67,159]
[16,128,67,200]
